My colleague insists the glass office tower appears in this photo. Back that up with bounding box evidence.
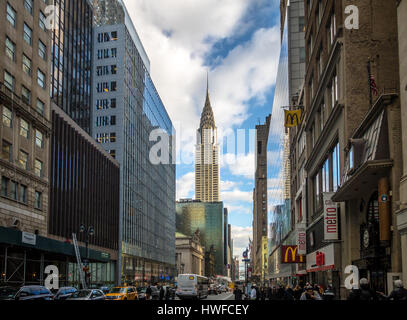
[176,200,225,276]
[50,0,94,133]
[92,0,176,285]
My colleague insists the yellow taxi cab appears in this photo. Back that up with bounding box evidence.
[105,286,138,300]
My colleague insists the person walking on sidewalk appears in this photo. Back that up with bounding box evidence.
[347,278,379,301]
[378,280,407,301]
[250,284,257,300]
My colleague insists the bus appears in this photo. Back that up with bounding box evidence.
[176,274,209,299]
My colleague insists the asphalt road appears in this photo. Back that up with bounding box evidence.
[175,292,235,301]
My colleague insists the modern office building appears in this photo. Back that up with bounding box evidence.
[48,103,120,286]
[195,84,220,202]
[176,200,225,276]
[252,115,271,280]
[267,0,305,286]
[50,0,94,134]
[92,0,176,285]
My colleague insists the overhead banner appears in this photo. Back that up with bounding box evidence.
[281,245,305,264]
[323,192,339,241]
[296,224,307,255]
[284,109,302,127]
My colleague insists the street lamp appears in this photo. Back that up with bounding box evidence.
[80,224,94,286]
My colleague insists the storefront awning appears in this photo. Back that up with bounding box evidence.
[332,160,393,201]
[0,226,111,263]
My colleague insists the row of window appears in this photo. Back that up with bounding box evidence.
[97,31,118,43]
[97,48,118,60]
[96,98,117,110]
[312,143,340,212]
[96,81,117,93]
[96,132,116,144]
[96,116,116,127]
[1,140,43,178]
[96,65,117,76]
[2,107,44,147]
[1,176,43,209]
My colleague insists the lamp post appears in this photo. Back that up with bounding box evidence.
[80,224,94,287]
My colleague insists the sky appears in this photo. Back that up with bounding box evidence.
[123,0,282,267]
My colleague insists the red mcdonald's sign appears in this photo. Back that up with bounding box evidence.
[281,246,305,264]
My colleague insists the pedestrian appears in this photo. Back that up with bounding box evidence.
[250,284,257,300]
[322,285,335,301]
[293,285,303,301]
[347,278,379,301]
[300,285,322,300]
[233,286,243,300]
[165,286,171,300]
[146,285,152,300]
[378,280,407,301]
[159,285,165,300]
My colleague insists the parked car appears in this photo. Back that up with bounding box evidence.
[67,289,105,300]
[13,286,54,300]
[105,286,138,300]
[0,286,19,300]
[53,287,77,300]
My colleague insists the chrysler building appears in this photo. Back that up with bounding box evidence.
[195,81,220,202]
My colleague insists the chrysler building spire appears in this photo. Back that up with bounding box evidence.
[195,76,220,202]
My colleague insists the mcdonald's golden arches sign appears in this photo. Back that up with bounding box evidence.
[284,109,302,128]
[281,245,305,264]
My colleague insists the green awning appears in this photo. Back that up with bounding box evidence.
[0,226,111,262]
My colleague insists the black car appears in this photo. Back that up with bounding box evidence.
[137,286,160,300]
[13,286,54,300]
[52,287,77,300]
[0,286,19,301]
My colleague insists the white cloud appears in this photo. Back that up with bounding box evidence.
[226,205,251,215]
[222,189,253,203]
[176,171,195,200]
[220,180,240,192]
[231,225,252,262]
[221,152,255,179]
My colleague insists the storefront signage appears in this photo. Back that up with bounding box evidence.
[22,232,36,246]
[323,193,339,241]
[296,224,307,255]
[281,246,305,264]
[306,244,335,272]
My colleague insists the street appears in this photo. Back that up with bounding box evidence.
[175,292,235,301]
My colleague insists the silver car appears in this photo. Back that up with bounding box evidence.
[67,289,105,300]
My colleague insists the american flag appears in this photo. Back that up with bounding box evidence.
[370,74,378,96]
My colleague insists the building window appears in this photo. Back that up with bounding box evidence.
[22,86,31,105]
[110,132,116,143]
[6,3,16,27]
[2,107,12,127]
[4,71,15,91]
[37,99,45,115]
[111,81,117,91]
[313,172,321,210]
[111,65,117,74]
[299,47,305,63]
[333,143,340,191]
[111,48,117,58]
[9,180,17,200]
[35,191,42,209]
[111,98,116,108]
[24,0,33,15]
[37,69,46,89]
[1,141,12,162]
[111,31,118,40]
[109,150,116,158]
[1,177,9,197]
[24,23,33,46]
[22,55,32,76]
[18,150,29,170]
[38,40,47,60]
[34,159,43,177]
[322,157,330,192]
[39,11,46,31]
[110,116,116,126]
[5,37,16,61]
[20,119,29,138]
[35,130,44,148]
[19,185,27,204]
